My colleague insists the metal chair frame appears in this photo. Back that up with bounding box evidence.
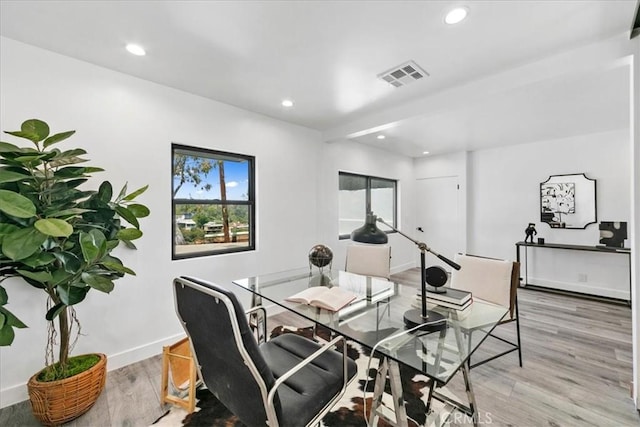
[173,277,355,427]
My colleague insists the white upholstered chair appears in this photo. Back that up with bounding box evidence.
[450,253,522,369]
[345,244,391,280]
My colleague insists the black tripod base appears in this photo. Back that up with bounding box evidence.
[403,309,447,331]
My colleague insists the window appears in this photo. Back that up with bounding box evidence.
[338,172,397,239]
[172,144,255,259]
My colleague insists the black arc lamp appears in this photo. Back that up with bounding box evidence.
[351,212,461,331]
[350,212,389,244]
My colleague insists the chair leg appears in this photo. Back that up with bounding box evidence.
[467,330,473,370]
[515,296,523,367]
[160,346,170,407]
[187,356,197,413]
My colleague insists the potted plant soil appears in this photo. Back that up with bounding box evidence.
[0,119,149,425]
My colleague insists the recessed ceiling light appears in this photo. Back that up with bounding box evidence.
[377,135,386,140]
[281,99,294,107]
[126,43,146,56]
[444,7,468,25]
[423,151,430,155]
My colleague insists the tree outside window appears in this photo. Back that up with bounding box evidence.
[172,144,255,259]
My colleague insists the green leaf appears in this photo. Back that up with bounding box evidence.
[106,240,119,250]
[90,228,107,255]
[45,303,66,321]
[58,178,88,190]
[81,273,114,293]
[0,312,5,330]
[12,155,42,167]
[21,119,50,142]
[0,141,21,153]
[115,182,128,203]
[2,227,47,260]
[58,148,86,157]
[0,323,15,346]
[21,252,56,268]
[16,269,53,284]
[101,261,136,275]
[0,307,27,328]
[122,240,137,250]
[49,269,73,287]
[83,167,104,174]
[0,189,37,218]
[49,156,88,168]
[57,284,89,306]
[0,223,20,234]
[98,181,113,203]
[43,130,75,148]
[126,204,150,218]
[122,184,149,201]
[0,286,7,304]
[116,228,143,241]
[0,168,30,184]
[53,166,89,178]
[47,208,93,219]
[4,131,39,143]
[79,229,106,263]
[53,251,82,273]
[115,206,139,228]
[79,231,100,263]
[34,218,73,237]
[0,223,19,244]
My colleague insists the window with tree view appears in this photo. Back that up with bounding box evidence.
[339,172,397,239]
[172,144,255,259]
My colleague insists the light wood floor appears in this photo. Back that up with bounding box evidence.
[1,268,638,426]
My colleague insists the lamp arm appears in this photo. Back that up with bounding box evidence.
[376,218,461,271]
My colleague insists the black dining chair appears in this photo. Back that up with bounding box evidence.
[172,276,358,427]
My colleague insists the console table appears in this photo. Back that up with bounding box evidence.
[515,241,631,305]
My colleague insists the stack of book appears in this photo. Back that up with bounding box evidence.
[414,288,473,312]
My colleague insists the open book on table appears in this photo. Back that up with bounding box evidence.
[285,286,357,312]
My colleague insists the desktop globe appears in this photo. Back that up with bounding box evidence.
[308,244,333,269]
[308,244,333,286]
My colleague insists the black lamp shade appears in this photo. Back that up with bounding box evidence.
[350,213,388,244]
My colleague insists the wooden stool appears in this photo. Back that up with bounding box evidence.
[160,337,198,413]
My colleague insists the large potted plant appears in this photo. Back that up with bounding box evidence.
[0,119,149,425]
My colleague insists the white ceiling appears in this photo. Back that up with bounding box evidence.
[0,0,636,157]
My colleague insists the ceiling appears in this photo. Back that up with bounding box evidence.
[0,1,637,157]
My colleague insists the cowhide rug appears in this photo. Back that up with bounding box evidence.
[153,325,452,427]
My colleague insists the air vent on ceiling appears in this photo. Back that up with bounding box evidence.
[378,60,429,88]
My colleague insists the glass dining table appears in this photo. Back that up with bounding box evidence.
[232,267,508,427]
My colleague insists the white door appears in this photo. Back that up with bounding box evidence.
[415,176,463,272]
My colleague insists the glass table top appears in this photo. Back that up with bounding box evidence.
[232,268,508,385]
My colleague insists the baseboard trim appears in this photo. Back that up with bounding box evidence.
[391,262,414,275]
[522,283,630,306]
[0,332,185,409]
[522,276,630,301]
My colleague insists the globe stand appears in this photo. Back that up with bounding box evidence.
[308,244,333,274]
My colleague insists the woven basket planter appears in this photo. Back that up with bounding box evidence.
[27,353,107,426]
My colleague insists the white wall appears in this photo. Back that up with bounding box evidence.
[467,129,631,298]
[0,37,329,407]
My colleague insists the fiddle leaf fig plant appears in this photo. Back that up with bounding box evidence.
[0,119,149,379]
